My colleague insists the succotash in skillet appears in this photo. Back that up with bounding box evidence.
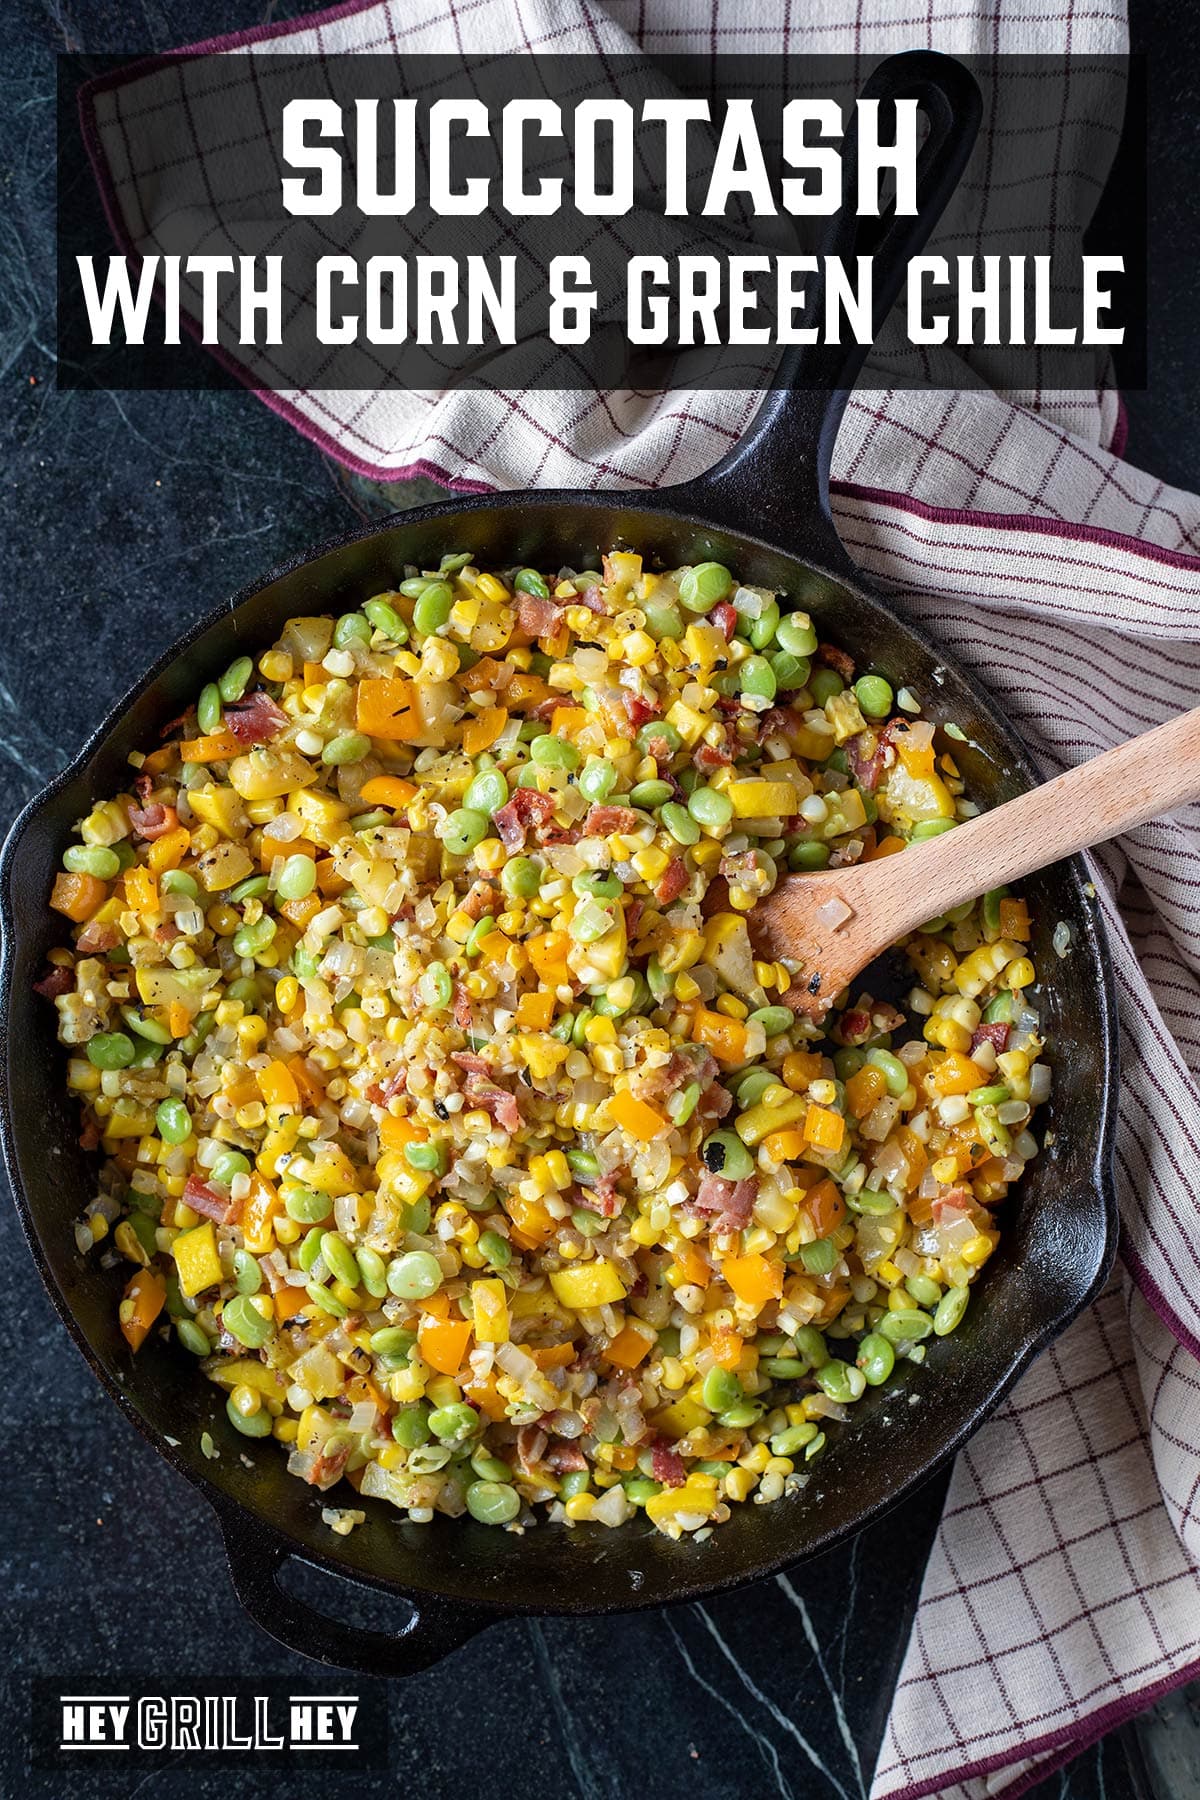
[44,552,1049,1539]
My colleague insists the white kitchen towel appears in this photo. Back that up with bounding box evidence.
[83,3,1200,1795]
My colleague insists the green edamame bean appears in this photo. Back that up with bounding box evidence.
[770,1422,819,1456]
[905,1274,943,1309]
[678,562,732,613]
[661,802,701,845]
[749,1005,793,1038]
[846,1188,896,1216]
[879,1309,935,1345]
[334,612,373,649]
[176,1318,212,1356]
[283,1183,333,1225]
[222,1295,274,1348]
[464,768,509,813]
[866,1047,909,1097]
[478,1229,512,1268]
[412,582,454,635]
[702,1130,754,1181]
[86,1032,136,1070]
[934,1285,970,1336]
[210,1150,251,1187]
[739,655,777,702]
[417,963,453,1010]
[578,758,617,802]
[404,1139,448,1176]
[630,779,673,808]
[226,1395,272,1437]
[910,818,957,841]
[531,735,580,772]
[514,568,549,599]
[687,786,733,829]
[854,674,894,719]
[429,1403,480,1443]
[718,1400,764,1429]
[276,853,317,901]
[775,613,818,657]
[466,1481,521,1525]
[393,1404,432,1448]
[298,1227,326,1273]
[500,856,541,899]
[232,917,277,958]
[155,1098,192,1144]
[230,874,269,903]
[370,1326,417,1361]
[702,1366,743,1412]
[321,1233,361,1289]
[856,1331,895,1385]
[322,731,370,766]
[442,808,489,856]
[161,869,199,897]
[197,683,223,734]
[387,1251,443,1301]
[306,1282,349,1318]
[792,1325,829,1370]
[356,1245,388,1299]
[748,599,781,649]
[809,668,845,706]
[816,1358,867,1403]
[233,1249,262,1296]
[800,1238,838,1275]
[789,840,831,870]
[218,657,254,704]
[63,844,120,879]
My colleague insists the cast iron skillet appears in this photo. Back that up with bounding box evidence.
[0,51,1117,1676]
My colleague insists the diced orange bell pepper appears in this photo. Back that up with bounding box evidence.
[803,1177,846,1236]
[274,1284,311,1321]
[463,1372,509,1420]
[50,871,107,923]
[167,1001,191,1038]
[761,1128,807,1165]
[803,1103,846,1153]
[302,661,327,689]
[999,897,1031,942]
[530,1341,578,1369]
[845,1064,887,1120]
[671,1241,712,1289]
[179,729,240,763]
[258,1060,300,1108]
[505,672,555,709]
[119,1267,166,1352]
[721,1252,784,1312]
[458,656,506,695]
[147,826,190,874]
[606,1445,638,1472]
[287,1056,325,1107]
[896,1126,928,1189]
[515,990,555,1031]
[526,931,571,986]
[782,1050,824,1090]
[461,709,509,757]
[691,1008,750,1067]
[359,774,418,810]
[418,1315,472,1376]
[504,1191,555,1249]
[260,826,316,870]
[927,1051,987,1097]
[242,1172,281,1254]
[607,1089,669,1142]
[138,745,178,777]
[355,677,423,742]
[708,1325,746,1371]
[123,865,159,916]
[315,857,348,897]
[379,1112,424,1151]
[603,1325,654,1369]
[550,706,590,735]
[865,833,906,860]
[279,894,322,930]
[897,734,937,780]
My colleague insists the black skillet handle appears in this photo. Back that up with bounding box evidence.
[668,51,982,564]
[218,1513,499,1677]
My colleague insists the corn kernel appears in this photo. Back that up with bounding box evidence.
[565,1493,597,1522]
[961,1234,992,1266]
[630,1216,658,1247]
[754,961,777,989]
[724,1467,756,1502]
[273,1416,299,1443]
[714,993,748,1020]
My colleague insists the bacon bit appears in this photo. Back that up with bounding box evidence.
[79,1117,102,1152]
[33,965,74,999]
[584,804,639,836]
[183,1173,242,1226]
[453,985,473,1031]
[153,920,182,944]
[516,1424,548,1475]
[545,1439,588,1473]
[714,695,743,720]
[816,642,855,683]
[463,1072,522,1135]
[931,1187,977,1225]
[971,1020,1011,1055]
[461,880,500,922]
[624,898,645,940]
[225,691,288,745]
[368,1067,407,1106]
[622,692,659,731]
[690,1172,758,1233]
[651,1440,688,1488]
[694,738,734,772]
[697,1080,734,1123]
[158,709,192,741]
[305,1440,352,1490]
[570,1177,622,1219]
[872,1001,906,1035]
[835,1008,874,1047]
[759,704,804,741]
[129,802,180,840]
[516,593,561,638]
[75,919,120,954]
[710,601,738,641]
[493,787,556,850]
[133,772,154,803]
[573,584,607,614]
[638,1047,719,1104]
[654,858,688,905]
[451,1050,492,1077]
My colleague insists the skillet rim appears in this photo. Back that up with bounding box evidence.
[0,486,1120,1620]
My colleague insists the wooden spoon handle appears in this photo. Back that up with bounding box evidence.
[846,705,1200,954]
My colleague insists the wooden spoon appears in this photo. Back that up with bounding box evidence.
[747,706,1200,1019]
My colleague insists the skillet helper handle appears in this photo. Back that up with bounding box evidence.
[220,1521,497,1677]
[673,51,982,547]
[842,705,1200,957]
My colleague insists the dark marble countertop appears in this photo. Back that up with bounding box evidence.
[1,2,1195,1796]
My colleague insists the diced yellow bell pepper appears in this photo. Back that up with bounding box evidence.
[649,1396,712,1440]
[205,1358,288,1398]
[727,780,799,818]
[471,1278,510,1345]
[736,1091,809,1146]
[515,990,555,1031]
[172,1220,223,1298]
[258,1060,300,1109]
[645,1478,721,1526]
[187,784,248,837]
[549,1260,628,1310]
